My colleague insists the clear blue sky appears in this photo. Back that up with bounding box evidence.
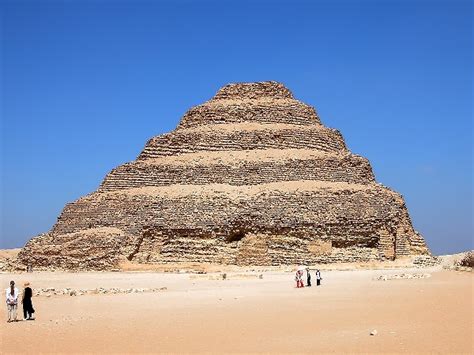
[1,0,472,254]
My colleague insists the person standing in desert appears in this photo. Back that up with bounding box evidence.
[295,270,304,288]
[5,280,19,322]
[315,270,322,286]
[306,268,312,287]
[22,282,35,320]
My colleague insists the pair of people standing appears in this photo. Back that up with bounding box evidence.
[306,269,322,287]
[5,281,35,322]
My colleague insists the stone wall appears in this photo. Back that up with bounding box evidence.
[213,81,294,100]
[138,124,347,159]
[177,101,320,129]
[99,152,374,192]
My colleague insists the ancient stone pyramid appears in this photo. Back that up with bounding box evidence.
[19,81,429,269]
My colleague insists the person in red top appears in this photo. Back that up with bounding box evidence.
[295,270,304,288]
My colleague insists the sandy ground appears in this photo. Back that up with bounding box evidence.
[0,249,20,260]
[0,268,472,354]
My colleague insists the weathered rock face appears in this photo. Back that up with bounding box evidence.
[18,81,430,270]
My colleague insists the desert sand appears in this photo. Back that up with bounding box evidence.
[1,266,472,354]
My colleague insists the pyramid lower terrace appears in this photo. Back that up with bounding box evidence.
[19,81,430,270]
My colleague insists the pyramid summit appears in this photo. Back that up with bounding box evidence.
[18,81,430,270]
[176,81,320,130]
[214,81,295,99]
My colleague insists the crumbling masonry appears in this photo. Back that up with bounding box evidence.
[18,81,430,270]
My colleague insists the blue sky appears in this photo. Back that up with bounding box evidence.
[1,0,472,254]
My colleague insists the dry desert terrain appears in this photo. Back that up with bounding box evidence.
[1,266,472,354]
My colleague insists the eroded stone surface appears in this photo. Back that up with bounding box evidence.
[18,81,430,270]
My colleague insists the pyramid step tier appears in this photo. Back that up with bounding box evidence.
[19,180,428,267]
[139,123,347,159]
[99,150,375,192]
[213,81,295,100]
[51,181,404,239]
[176,99,320,129]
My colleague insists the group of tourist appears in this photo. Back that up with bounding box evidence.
[5,269,321,322]
[5,280,35,322]
[295,268,322,288]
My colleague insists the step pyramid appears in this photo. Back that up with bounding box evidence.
[19,81,430,270]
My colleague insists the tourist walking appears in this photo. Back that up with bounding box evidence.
[295,270,304,288]
[306,268,312,287]
[316,269,322,286]
[22,282,35,320]
[5,281,19,322]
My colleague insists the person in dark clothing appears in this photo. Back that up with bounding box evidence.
[315,270,322,286]
[306,268,311,287]
[22,282,35,320]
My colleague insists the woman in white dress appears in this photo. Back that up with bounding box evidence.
[6,280,19,322]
